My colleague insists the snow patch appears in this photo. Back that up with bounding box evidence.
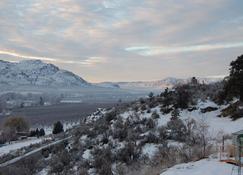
[160,158,233,175]
[142,144,158,159]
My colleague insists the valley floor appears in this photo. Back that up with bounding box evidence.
[0,102,115,126]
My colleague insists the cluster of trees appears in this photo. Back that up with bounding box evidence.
[0,117,65,144]
[29,128,45,137]
[223,55,243,102]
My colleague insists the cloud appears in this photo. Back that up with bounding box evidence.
[0,0,243,81]
[205,75,227,79]
[0,50,106,66]
[125,42,243,56]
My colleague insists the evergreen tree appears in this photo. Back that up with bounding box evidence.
[161,88,172,107]
[148,92,154,99]
[36,128,40,137]
[29,130,37,137]
[175,85,190,109]
[39,128,45,136]
[226,55,243,102]
[52,121,64,134]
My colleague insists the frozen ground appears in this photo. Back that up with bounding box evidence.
[0,137,43,156]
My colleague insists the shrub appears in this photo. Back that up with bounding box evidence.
[116,142,140,164]
[200,107,218,113]
[147,108,151,113]
[145,118,155,129]
[105,110,117,123]
[158,126,168,141]
[141,104,147,111]
[79,167,89,175]
[151,111,160,119]
[146,132,159,143]
[167,118,187,141]
[92,147,113,175]
[50,150,71,173]
[50,156,64,173]
[171,108,180,119]
[160,106,173,114]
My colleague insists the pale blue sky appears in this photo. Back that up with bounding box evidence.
[0,0,243,82]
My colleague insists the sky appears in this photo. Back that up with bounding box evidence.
[0,0,243,82]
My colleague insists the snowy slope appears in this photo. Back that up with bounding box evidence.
[179,100,243,136]
[160,158,234,175]
[119,100,243,136]
[0,60,90,87]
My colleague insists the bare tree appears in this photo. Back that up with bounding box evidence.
[197,118,211,158]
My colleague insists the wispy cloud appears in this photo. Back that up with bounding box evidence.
[0,50,106,66]
[125,42,243,56]
[0,50,57,62]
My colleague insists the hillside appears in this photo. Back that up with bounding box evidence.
[0,60,90,87]
[0,60,146,106]
[1,81,241,175]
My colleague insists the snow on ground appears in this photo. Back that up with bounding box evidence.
[82,149,92,160]
[119,100,243,137]
[160,158,235,175]
[0,138,43,156]
[179,101,243,136]
[142,143,158,159]
[36,168,49,175]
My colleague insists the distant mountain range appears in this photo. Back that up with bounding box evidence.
[0,60,224,92]
[95,77,223,91]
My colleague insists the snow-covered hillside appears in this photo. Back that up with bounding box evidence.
[0,60,90,87]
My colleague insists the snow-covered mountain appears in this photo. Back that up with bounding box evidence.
[0,60,90,87]
[0,60,146,104]
[96,77,223,91]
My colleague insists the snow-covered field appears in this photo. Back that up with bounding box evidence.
[160,158,235,175]
[0,138,43,156]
